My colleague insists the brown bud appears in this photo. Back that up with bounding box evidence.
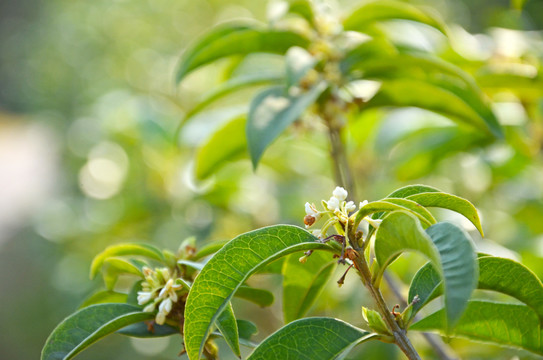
[304,214,316,227]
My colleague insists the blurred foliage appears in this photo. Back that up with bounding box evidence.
[0,0,542,359]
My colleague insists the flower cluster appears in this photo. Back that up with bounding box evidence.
[304,186,381,240]
[137,267,183,325]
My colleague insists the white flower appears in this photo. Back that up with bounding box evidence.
[345,201,356,213]
[359,200,368,208]
[137,291,153,305]
[326,196,340,211]
[159,298,173,314]
[332,186,348,200]
[365,218,382,228]
[143,302,156,313]
[159,278,174,298]
[312,229,322,238]
[305,202,318,216]
[155,311,166,325]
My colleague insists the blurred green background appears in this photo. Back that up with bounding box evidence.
[1,0,542,359]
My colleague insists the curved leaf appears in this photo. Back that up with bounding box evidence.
[79,291,128,309]
[176,24,309,82]
[385,184,440,198]
[117,322,179,337]
[409,256,543,321]
[375,212,477,329]
[247,318,376,359]
[282,251,336,323]
[102,257,143,290]
[247,82,327,167]
[193,240,229,260]
[211,320,259,349]
[411,300,543,355]
[183,225,336,360]
[406,192,483,236]
[195,116,247,180]
[216,303,240,358]
[355,199,435,227]
[343,0,447,34]
[90,243,164,279]
[182,72,284,125]
[234,286,275,307]
[287,0,315,25]
[365,79,501,138]
[41,304,154,360]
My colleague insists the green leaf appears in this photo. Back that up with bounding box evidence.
[247,82,327,167]
[183,225,335,360]
[211,320,259,349]
[193,240,229,260]
[216,303,241,358]
[102,257,143,290]
[374,212,477,329]
[355,199,435,227]
[182,72,284,125]
[117,322,179,337]
[90,243,164,279]
[41,304,154,360]
[365,79,501,138]
[195,116,247,180]
[247,317,376,359]
[176,23,309,83]
[411,300,543,355]
[340,39,397,75]
[362,307,391,336]
[287,0,315,25]
[409,256,543,321]
[234,286,275,307]
[79,291,128,309]
[385,184,440,198]
[406,192,484,236]
[282,250,336,323]
[343,0,447,34]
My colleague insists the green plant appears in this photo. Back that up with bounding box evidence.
[41,1,543,359]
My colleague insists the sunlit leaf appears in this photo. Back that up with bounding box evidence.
[344,0,447,34]
[176,23,309,82]
[355,199,436,227]
[375,212,477,329]
[41,304,154,360]
[411,300,543,355]
[247,82,327,167]
[195,116,247,180]
[193,240,229,260]
[183,225,336,360]
[282,250,336,323]
[90,243,165,279]
[247,318,376,359]
[102,257,143,290]
[409,256,543,321]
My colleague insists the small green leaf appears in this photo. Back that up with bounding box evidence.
[411,300,543,355]
[247,82,327,168]
[102,257,143,290]
[195,116,247,180]
[409,256,543,321]
[216,303,241,358]
[183,225,335,360]
[176,23,309,83]
[211,320,259,349]
[374,212,477,329]
[79,291,128,309]
[406,192,484,236]
[362,307,391,336]
[90,243,164,279]
[282,250,336,323]
[193,240,229,260]
[247,317,376,359]
[287,0,315,25]
[234,286,275,307]
[344,0,447,34]
[41,304,154,360]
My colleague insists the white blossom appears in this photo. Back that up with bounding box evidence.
[359,200,368,208]
[345,201,356,213]
[326,196,340,211]
[332,186,348,200]
[137,291,153,305]
[305,202,318,216]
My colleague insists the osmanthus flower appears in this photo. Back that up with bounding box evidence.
[138,267,184,325]
[303,186,382,241]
